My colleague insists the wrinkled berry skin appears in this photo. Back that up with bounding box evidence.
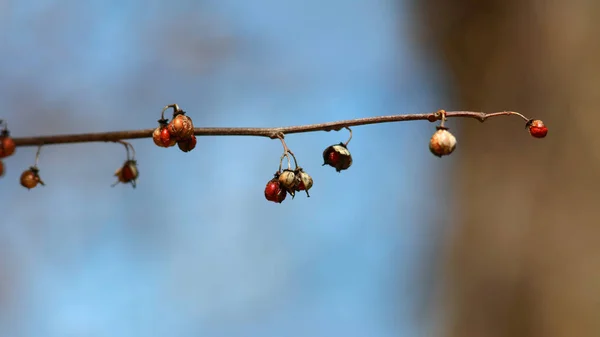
[527,119,548,138]
[168,114,194,140]
[429,127,457,157]
[322,143,352,172]
[264,178,287,203]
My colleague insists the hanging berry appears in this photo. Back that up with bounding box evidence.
[294,167,313,197]
[0,121,16,158]
[20,167,44,190]
[177,135,197,152]
[20,145,45,190]
[322,127,353,172]
[322,143,352,172]
[264,177,287,203]
[112,141,139,188]
[429,126,457,157]
[113,160,139,188]
[526,119,548,138]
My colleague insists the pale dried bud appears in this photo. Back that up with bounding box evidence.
[429,127,456,157]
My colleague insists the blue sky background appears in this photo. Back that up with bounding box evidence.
[0,1,454,336]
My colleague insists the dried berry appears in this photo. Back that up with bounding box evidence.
[278,169,297,190]
[177,135,197,152]
[20,167,44,190]
[322,143,352,172]
[168,113,194,140]
[0,131,16,158]
[429,127,457,157]
[113,160,139,188]
[527,119,548,138]
[264,178,287,203]
[295,168,313,197]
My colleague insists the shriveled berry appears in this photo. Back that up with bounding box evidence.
[113,160,139,188]
[295,168,313,197]
[322,143,352,172]
[177,135,197,152]
[278,169,297,190]
[0,132,16,158]
[168,114,194,140]
[264,178,287,203]
[527,119,548,138]
[20,167,44,190]
[429,127,456,157]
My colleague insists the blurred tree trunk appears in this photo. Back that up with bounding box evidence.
[416,1,600,337]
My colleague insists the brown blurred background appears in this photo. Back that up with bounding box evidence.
[417,1,600,336]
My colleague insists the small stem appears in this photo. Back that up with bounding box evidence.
[115,140,134,160]
[34,145,42,168]
[277,133,298,170]
[438,109,447,128]
[343,127,353,147]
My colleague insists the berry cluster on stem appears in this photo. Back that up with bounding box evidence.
[0,108,548,200]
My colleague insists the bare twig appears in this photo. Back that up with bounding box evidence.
[11,110,529,147]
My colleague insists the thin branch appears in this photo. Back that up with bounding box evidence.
[11,110,529,147]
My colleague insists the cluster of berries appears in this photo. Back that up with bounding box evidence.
[264,167,314,203]
[264,133,353,203]
[0,108,549,194]
[152,104,197,152]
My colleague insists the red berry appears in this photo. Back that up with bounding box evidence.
[294,168,313,197]
[322,143,352,172]
[160,127,176,147]
[264,178,287,203]
[177,135,197,152]
[113,160,139,188]
[527,119,548,138]
[429,127,457,157]
[20,167,44,190]
[0,133,16,158]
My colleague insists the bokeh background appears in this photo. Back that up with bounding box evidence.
[0,1,597,337]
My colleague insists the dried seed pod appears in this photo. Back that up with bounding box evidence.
[113,160,139,188]
[168,114,194,140]
[526,119,548,138]
[429,127,457,157]
[264,178,287,203]
[295,168,313,197]
[20,167,44,190]
[177,135,197,152]
[322,143,352,172]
